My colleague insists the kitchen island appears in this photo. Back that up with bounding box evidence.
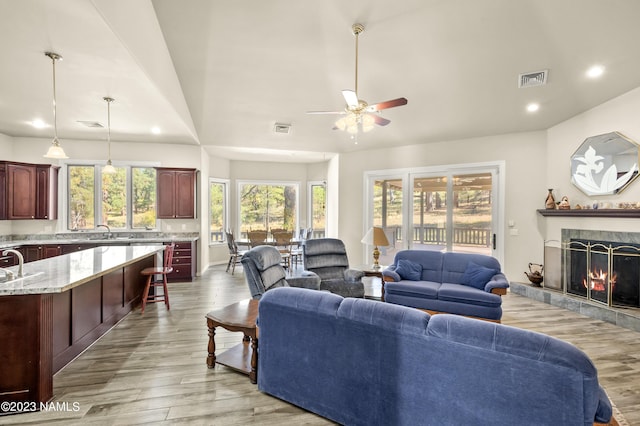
[0,245,164,411]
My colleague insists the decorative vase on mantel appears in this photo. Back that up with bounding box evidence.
[545,189,556,209]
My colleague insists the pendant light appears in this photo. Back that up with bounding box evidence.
[102,97,116,174]
[43,52,68,159]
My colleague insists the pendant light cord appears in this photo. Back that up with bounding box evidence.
[103,97,114,163]
[45,52,61,142]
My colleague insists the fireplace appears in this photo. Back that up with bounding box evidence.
[566,239,640,308]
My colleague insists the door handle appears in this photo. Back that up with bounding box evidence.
[492,234,496,250]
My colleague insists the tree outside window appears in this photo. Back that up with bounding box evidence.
[67,164,156,230]
[209,179,227,243]
[239,182,298,235]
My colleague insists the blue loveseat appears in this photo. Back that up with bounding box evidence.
[382,250,509,321]
[258,287,613,426]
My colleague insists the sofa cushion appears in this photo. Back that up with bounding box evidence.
[438,283,502,307]
[384,280,440,299]
[461,261,499,290]
[395,259,423,281]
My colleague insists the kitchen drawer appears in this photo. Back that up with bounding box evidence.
[0,255,16,267]
[164,241,195,282]
[168,263,192,281]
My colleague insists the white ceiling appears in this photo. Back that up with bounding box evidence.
[2,0,640,163]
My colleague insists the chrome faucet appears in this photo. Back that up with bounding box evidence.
[97,224,112,239]
[0,267,15,281]
[2,249,24,278]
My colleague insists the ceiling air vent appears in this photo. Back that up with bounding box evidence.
[77,120,104,128]
[518,70,548,88]
[274,123,291,134]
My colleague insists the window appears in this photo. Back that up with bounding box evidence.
[365,162,504,265]
[309,181,326,238]
[67,164,156,230]
[132,167,157,228]
[69,165,95,230]
[209,179,228,244]
[238,181,298,236]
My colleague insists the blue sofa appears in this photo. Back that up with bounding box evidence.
[382,250,509,321]
[258,287,613,426]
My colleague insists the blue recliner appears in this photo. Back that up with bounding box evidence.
[302,238,364,298]
[241,245,320,299]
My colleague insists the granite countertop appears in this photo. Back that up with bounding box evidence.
[0,233,199,249]
[0,245,165,296]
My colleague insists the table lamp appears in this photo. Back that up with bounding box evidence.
[361,227,390,269]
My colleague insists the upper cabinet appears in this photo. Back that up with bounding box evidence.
[0,161,59,220]
[156,167,196,219]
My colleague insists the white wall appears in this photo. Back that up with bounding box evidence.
[336,131,547,282]
[542,86,640,242]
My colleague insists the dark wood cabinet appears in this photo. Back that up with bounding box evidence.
[36,165,58,220]
[0,163,6,220]
[165,240,196,281]
[156,168,196,219]
[43,244,62,259]
[1,162,58,220]
[7,163,36,219]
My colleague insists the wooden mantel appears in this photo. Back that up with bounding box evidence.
[537,209,640,218]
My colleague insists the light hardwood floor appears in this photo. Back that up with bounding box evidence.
[3,266,640,425]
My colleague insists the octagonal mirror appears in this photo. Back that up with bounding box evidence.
[571,131,639,196]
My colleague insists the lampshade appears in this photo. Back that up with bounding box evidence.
[43,52,68,159]
[44,139,68,159]
[361,227,389,247]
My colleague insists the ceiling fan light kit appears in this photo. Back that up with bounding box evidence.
[307,23,407,139]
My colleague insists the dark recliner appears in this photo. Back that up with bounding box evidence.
[241,245,321,299]
[302,238,364,298]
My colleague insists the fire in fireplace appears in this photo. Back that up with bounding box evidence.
[583,269,616,292]
[567,239,640,308]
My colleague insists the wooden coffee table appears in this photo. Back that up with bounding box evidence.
[206,299,259,383]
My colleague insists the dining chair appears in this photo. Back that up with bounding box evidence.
[272,231,294,269]
[225,231,247,274]
[140,243,175,314]
[247,230,268,247]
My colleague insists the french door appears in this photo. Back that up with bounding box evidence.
[366,163,503,265]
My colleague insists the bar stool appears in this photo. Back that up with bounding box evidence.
[140,243,175,314]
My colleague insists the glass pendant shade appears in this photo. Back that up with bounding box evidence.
[44,138,68,159]
[43,52,68,159]
[103,162,116,174]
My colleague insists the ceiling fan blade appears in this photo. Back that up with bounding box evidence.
[372,114,391,126]
[306,110,344,115]
[342,89,359,108]
[367,97,408,112]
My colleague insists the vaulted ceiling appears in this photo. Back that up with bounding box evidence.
[1,0,640,162]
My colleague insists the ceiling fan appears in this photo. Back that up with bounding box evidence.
[307,23,408,135]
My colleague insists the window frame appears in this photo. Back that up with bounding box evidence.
[60,160,160,232]
[307,180,327,236]
[208,178,229,245]
[236,179,300,238]
[363,161,505,264]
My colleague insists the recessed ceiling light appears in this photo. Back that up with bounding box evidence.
[526,103,540,113]
[151,126,161,134]
[586,65,605,79]
[30,119,47,128]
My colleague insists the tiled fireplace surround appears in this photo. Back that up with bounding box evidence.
[511,228,640,333]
